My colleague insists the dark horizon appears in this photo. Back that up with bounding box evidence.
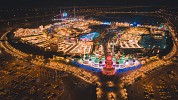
[0,0,178,8]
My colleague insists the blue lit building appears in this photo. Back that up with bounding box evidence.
[79,32,100,41]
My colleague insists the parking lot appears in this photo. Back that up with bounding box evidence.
[127,61,178,100]
[0,56,96,100]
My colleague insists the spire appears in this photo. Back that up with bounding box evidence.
[74,7,76,18]
[60,8,62,19]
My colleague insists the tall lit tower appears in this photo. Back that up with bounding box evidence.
[60,8,62,19]
[112,40,115,56]
[102,54,116,75]
[74,7,76,18]
[0,49,2,57]
[83,46,86,60]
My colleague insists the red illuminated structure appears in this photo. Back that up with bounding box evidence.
[102,54,116,75]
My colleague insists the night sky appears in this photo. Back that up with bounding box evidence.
[0,0,177,8]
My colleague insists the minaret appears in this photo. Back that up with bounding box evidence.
[60,8,62,19]
[83,46,86,60]
[74,7,76,18]
[112,40,115,56]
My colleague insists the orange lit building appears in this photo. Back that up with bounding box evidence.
[102,54,116,75]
